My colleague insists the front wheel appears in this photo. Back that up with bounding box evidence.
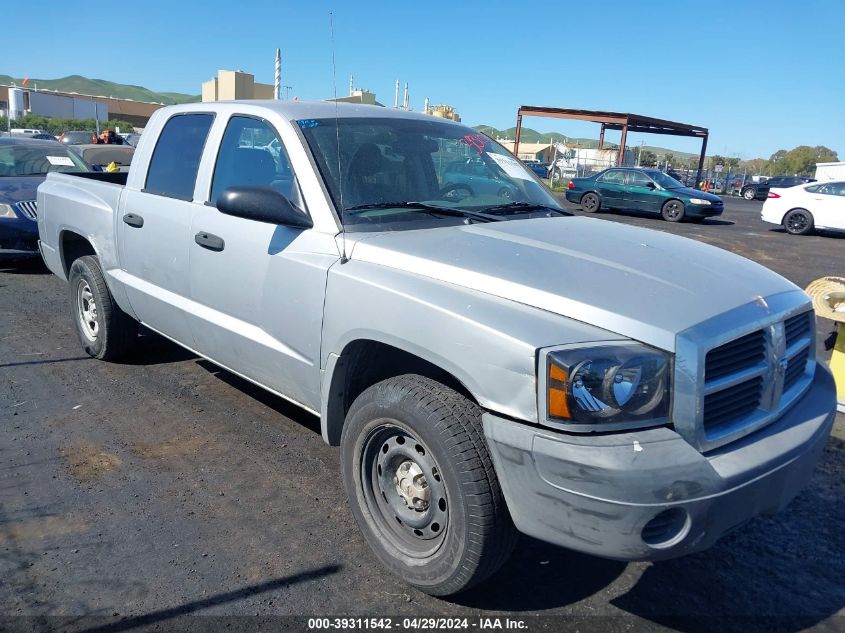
[783,208,814,235]
[743,187,756,200]
[581,192,600,212]
[68,255,138,360]
[341,375,517,596]
[661,199,686,222]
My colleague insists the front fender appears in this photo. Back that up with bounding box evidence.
[320,259,625,425]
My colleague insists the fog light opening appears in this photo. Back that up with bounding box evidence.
[641,508,690,548]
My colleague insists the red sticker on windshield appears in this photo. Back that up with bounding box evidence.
[460,133,488,154]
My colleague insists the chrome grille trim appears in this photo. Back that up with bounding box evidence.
[15,200,37,220]
[673,290,815,452]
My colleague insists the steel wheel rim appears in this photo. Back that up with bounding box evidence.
[665,202,682,219]
[744,189,754,199]
[583,195,597,211]
[787,212,808,233]
[360,422,449,558]
[76,280,99,341]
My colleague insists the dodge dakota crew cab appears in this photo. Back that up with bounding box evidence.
[37,101,836,596]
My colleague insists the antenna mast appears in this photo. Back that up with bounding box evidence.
[330,13,348,263]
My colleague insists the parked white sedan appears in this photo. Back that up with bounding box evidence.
[761,180,845,235]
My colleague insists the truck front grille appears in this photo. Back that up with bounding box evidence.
[673,296,816,452]
[15,200,37,220]
[705,330,765,381]
[703,376,763,430]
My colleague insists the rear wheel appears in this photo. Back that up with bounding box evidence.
[581,192,600,213]
[783,208,814,235]
[341,375,517,596]
[68,255,138,360]
[743,187,756,200]
[661,199,685,222]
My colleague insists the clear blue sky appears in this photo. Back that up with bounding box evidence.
[5,0,843,159]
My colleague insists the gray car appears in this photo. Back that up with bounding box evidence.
[36,100,837,596]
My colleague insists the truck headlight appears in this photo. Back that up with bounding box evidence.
[688,198,711,205]
[0,204,17,218]
[545,343,671,430]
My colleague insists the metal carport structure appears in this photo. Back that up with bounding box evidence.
[513,106,709,188]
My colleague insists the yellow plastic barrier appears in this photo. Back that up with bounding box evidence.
[806,277,845,412]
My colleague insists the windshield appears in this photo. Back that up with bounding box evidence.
[0,144,89,177]
[644,170,685,189]
[297,117,562,230]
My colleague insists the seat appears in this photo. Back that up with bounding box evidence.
[344,143,394,207]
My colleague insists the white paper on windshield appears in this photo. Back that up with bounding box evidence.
[486,153,531,180]
[46,156,75,166]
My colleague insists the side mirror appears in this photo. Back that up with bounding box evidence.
[646,181,656,189]
[217,186,313,229]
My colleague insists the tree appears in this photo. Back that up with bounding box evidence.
[766,145,839,177]
[638,150,656,166]
[743,158,767,175]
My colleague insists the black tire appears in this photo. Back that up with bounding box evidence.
[661,199,685,222]
[68,255,138,360]
[581,192,600,212]
[783,208,814,235]
[742,187,756,200]
[341,375,517,596]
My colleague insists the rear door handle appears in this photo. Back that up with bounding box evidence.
[195,231,225,252]
[122,213,144,228]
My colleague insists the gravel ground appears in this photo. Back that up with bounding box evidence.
[1,196,843,632]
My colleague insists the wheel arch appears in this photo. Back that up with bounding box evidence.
[59,230,98,277]
[321,338,478,446]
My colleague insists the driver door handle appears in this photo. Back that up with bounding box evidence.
[122,213,144,228]
[195,231,225,252]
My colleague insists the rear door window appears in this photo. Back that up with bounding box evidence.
[598,170,624,184]
[145,113,214,200]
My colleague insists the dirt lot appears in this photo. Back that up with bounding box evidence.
[1,196,843,631]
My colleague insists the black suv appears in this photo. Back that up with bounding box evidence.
[741,176,816,201]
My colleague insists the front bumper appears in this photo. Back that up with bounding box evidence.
[685,203,723,218]
[0,218,39,255]
[484,365,836,561]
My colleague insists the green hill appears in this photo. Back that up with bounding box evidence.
[0,74,199,105]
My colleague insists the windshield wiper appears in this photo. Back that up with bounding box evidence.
[343,201,503,223]
[481,202,572,216]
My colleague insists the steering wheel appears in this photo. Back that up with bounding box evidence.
[439,183,473,201]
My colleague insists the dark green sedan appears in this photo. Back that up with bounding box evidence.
[565,167,724,222]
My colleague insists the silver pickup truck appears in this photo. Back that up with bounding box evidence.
[37,101,836,596]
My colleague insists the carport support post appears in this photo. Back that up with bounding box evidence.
[513,112,523,158]
[695,133,708,190]
[616,124,628,167]
[598,124,605,149]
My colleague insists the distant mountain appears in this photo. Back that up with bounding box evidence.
[475,124,699,160]
[0,74,199,105]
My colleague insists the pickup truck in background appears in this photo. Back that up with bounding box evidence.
[37,101,837,596]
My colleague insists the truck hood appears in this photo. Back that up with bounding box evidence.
[348,217,798,351]
[0,176,43,204]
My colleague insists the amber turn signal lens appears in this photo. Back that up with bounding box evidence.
[548,363,570,419]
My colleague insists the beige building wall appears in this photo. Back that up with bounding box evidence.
[202,70,274,102]
[201,78,218,102]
